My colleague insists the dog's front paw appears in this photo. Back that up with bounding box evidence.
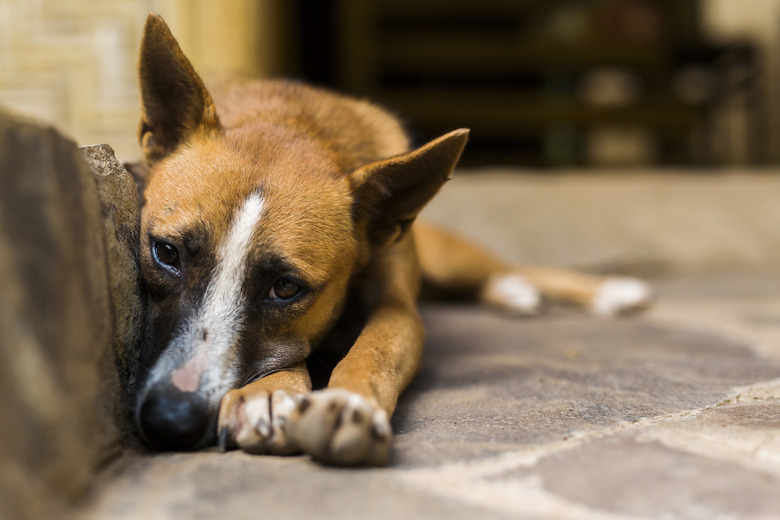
[218,388,302,455]
[285,389,391,466]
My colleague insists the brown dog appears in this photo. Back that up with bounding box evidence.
[133,14,650,465]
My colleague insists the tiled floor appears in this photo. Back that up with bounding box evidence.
[79,272,780,520]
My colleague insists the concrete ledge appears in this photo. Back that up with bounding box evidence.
[0,113,141,520]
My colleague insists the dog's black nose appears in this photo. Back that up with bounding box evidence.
[137,384,212,450]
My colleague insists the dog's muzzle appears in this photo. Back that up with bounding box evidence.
[137,381,213,450]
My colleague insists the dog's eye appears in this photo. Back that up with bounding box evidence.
[267,278,301,301]
[152,241,180,273]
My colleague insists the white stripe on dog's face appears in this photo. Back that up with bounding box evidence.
[149,192,265,399]
[199,191,265,344]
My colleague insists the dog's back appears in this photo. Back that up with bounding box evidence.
[209,78,410,173]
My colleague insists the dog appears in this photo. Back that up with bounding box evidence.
[132,13,651,466]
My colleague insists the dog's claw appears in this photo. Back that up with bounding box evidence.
[285,389,392,466]
[218,427,230,452]
[218,388,301,456]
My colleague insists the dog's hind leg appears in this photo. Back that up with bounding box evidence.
[414,220,651,316]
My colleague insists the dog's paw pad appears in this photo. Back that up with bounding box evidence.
[218,388,302,455]
[591,278,652,316]
[285,389,391,466]
[481,274,542,315]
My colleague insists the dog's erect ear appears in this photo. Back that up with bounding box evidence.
[138,13,220,164]
[350,129,469,247]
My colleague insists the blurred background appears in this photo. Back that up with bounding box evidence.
[1,0,779,168]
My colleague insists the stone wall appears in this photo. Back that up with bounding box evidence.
[0,111,142,520]
[83,144,145,419]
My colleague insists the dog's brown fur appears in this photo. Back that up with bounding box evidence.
[133,14,650,465]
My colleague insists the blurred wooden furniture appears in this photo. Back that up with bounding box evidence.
[296,0,760,166]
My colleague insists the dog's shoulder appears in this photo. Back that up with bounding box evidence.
[208,77,410,171]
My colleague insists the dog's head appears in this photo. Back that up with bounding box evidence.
[133,14,467,450]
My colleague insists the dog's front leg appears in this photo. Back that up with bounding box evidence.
[285,305,422,466]
[286,246,424,466]
[218,361,312,455]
